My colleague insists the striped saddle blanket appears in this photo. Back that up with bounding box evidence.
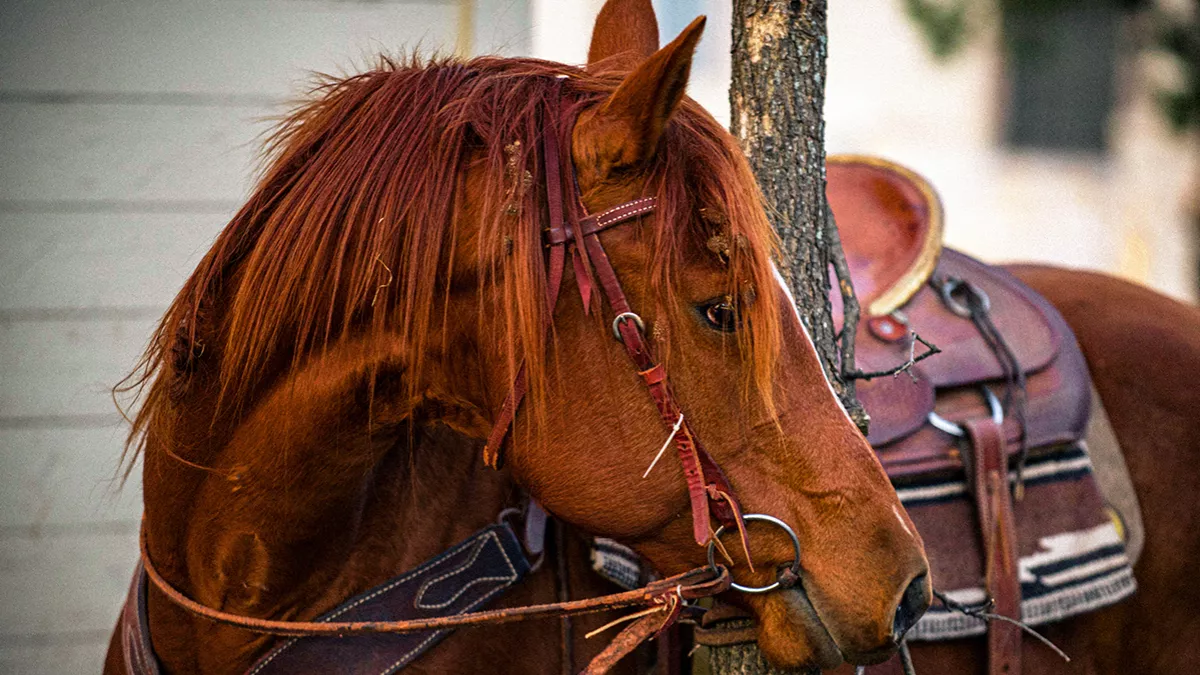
[856,248,1136,641]
[895,442,1135,640]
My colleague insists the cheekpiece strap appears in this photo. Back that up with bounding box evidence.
[481,96,747,554]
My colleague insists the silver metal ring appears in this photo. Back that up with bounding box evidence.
[939,277,990,318]
[706,513,802,594]
[611,312,645,340]
[927,387,1003,437]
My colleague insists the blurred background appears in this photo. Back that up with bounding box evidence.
[0,0,1195,671]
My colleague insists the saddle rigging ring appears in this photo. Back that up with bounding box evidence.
[706,513,802,594]
[927,387,1003,437]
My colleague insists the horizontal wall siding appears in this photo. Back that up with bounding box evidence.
[0,530,140,638]
[0,212,227,311]
[0,0,531,667]
[0,643,114,675]
[0,428,142,530]
[0,317,158,419]
[0,102,269,203]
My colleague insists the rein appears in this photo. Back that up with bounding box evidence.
[138,526,730,638]
[137,524,731,673]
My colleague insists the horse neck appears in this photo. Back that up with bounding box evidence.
[139,344,524,673]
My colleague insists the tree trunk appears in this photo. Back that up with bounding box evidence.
[710,1,860,672]
[727,0,861,417]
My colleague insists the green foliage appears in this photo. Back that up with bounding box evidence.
[1156,11,1200,133]
[904,0,970,59]
[903,0,1199,134]
[906,0,1149,60]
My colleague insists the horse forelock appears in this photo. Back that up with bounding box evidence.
[118,54,782,469]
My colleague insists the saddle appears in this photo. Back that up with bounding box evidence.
[826,156,1137,674]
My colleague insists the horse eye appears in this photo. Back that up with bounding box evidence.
[703,299,739,332]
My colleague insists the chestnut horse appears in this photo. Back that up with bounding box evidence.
[588,2,1200,674]
[103,13,931,675]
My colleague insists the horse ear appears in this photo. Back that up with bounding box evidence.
[587,0,661,71]
[581,16,705,176]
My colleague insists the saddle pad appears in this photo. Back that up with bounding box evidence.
[899,443,1137,640]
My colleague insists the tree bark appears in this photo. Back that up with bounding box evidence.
[711,1,861,672]
[727,0,862,418]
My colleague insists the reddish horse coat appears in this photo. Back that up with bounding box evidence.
[105,7,929,675]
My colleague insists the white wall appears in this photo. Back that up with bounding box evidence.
[0,1,528,671]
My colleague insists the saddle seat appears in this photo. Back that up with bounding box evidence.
[826,156,1137,667]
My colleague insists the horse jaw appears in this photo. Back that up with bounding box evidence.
[753,587,844,671]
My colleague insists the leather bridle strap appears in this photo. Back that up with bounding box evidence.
[965,418,1023,675]
[138,526,730,639]
[481,98,570,469]
[579,218,747,551]
[481,103,749,552]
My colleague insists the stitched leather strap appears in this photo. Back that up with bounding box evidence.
[544,197,659,245]
[965,418,1022,675]
[138,524,730,640]
[243,524,533,674]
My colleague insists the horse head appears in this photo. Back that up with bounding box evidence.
[500,4,930,669]
[121,4,927,672]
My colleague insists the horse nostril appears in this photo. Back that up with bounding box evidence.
[892,572,930,641]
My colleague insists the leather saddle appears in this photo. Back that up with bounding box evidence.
[827,156,1135,675]
[827,155,1090,473]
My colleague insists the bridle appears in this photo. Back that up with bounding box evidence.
[136,88,804,673]
[481,90,753,555]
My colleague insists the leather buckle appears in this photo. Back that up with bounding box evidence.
[611,312,645,341]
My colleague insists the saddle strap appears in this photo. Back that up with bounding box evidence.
[965,418,1022,675]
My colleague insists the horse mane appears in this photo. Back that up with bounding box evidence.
[118,54,782,469]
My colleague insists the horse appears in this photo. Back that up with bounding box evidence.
[584,2,1200,674]
[102,10,932,675]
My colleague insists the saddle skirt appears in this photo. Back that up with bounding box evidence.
[830,156,1138,643]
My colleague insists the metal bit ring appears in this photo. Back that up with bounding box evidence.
[706,514,802,594]
[927,387,1004,437]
